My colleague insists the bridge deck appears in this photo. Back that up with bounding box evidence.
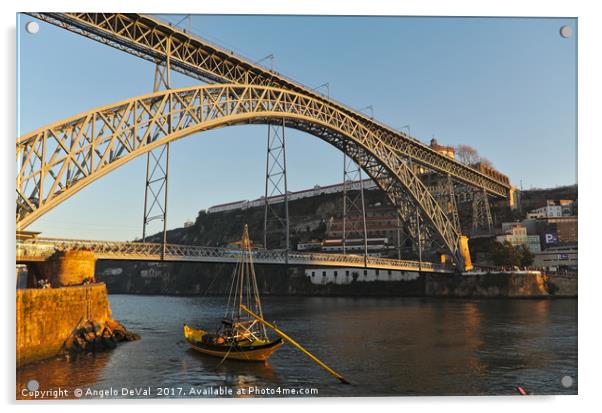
[16,238,454,273]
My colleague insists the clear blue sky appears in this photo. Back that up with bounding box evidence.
[17,14,577,241]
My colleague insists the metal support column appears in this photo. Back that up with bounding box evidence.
[416,208,422,272]
[397,216,402,259]
[263,119,289,261]
[447,174,461,233]
[142,37,172,260]
[342,154,368,262]
[471,187,494,234]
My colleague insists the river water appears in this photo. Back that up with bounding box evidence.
[17,295,577,398]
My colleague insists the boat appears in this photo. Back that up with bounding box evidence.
[184,225,284,362]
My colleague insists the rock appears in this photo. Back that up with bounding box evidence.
[124,331,140,341]
[62,318,139,358]
[113,329,125,341]
[103,337,117,349]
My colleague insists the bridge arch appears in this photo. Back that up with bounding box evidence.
[17,84,468,269]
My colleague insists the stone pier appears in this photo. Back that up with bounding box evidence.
[16,283,111,366]
[27,250,96,288]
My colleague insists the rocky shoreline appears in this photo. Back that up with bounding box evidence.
[63,318,140,357]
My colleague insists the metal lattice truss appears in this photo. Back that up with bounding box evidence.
[16,238,454,273]
[263,120,289,250]
[342,154,368,253]
[429,174,461,234]
[472,188,494,234]
[26,12,511,199]
[17,84,471,268]
[142,60,172,244]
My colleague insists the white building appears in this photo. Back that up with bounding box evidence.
[496,223,541,253]
[526,201,567,219]
[305,268,420,285]
[207,179,378,214]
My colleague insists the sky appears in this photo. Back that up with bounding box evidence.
[16,14,577,241]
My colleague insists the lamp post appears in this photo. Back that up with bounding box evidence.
[311,82,330,99]
[173,14,192,32]
[255,54,274,70]
[359,105,374,118]
[400,124,411,137]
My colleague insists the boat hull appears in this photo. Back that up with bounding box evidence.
[184,324,284,362]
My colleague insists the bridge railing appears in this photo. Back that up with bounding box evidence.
[16,238,455,272]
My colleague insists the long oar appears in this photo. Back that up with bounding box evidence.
[240,304,350,384]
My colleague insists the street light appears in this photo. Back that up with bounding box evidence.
[311,82,330,99]
[174,14,192,32]
[400,124,411,137]
[359,105,374,118]
[255,54,274,70]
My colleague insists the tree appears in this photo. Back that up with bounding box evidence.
[489,241,521,267]
[455,144,480,165]
[518,245,535,267]
[455,144,493,167]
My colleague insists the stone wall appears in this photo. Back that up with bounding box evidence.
[424,272,550,298]
[16,283,111,367]
[36,250,96,287]
[545,274,578,297]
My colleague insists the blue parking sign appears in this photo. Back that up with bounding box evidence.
[545,233,558,244]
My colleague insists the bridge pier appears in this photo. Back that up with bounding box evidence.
[30,250,97,287]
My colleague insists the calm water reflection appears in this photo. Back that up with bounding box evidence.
[17,295,577,398]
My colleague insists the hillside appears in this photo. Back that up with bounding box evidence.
[97,183,577,294]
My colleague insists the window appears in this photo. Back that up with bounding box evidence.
[346,270,349,276]
[322,271,326,277]
[334,271,338,277]
[376,269,380,275]
[312,271,315,277]
[363,270,368,275]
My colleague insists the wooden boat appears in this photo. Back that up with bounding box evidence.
[184,225,283,362]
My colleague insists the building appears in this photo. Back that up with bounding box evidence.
[320,237,390,255]
[470,162,510,186]
[559,199,577,216]
[305,268,420,285]
[496,223,541,253]
[206,179,378,214]
[526,200,575,219]
[553,216,578,243]
[429,138,455,158]
[533,244,577,271]
[326,206,402,241]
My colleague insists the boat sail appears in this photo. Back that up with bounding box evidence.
[184,225,284,362]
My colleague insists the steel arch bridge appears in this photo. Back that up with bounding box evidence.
[25,12,510,198]
[18,83,473,267]
[17,12,514,272]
